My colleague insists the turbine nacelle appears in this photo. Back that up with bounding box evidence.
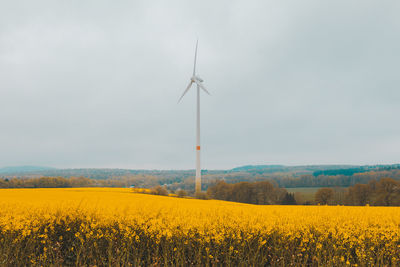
[191,76,203,83]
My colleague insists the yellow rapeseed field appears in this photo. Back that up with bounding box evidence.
[0,188,399,266]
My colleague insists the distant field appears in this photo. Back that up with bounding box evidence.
[285,187,324,193]
[0,188,399,266]
[285,187,346,203]
[285,187,322,202]
[286,186,346,194]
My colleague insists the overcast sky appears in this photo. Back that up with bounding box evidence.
[1,1,399,169]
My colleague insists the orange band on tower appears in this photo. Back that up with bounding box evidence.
[196,146,201,150]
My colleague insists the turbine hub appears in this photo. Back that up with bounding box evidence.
[191,76,203,83]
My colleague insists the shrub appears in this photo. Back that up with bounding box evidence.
[315,188,334,205]
[195,191,209,200]
[177,190,188,198]
[151,185,168,196]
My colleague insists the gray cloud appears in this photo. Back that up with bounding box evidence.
[0,0,399,169]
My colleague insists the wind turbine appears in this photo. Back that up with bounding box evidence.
[178,40,211,194]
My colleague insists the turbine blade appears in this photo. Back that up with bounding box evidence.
[193,39,198,76]
[178,81,193,103]
[195,81,211,95]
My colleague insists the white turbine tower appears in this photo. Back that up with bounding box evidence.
[178,40,211,194]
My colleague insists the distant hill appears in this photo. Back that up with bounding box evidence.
[0,166,56,174]
[1,164,400,189]
[0,164,357,179]
[231,165,285,171]
[1,164,398,178]
[312,164,400,177]
[231,164,357,174]
[0,168,207,180]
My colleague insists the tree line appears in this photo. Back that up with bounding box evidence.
[2,166,400,191]
[0,177,95,188]
[207,180,296,205]
[206,178,400,206]
[0,176,150,188]
[265,169,400,188]
[315,178,400,206]
[169,169,400,191]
